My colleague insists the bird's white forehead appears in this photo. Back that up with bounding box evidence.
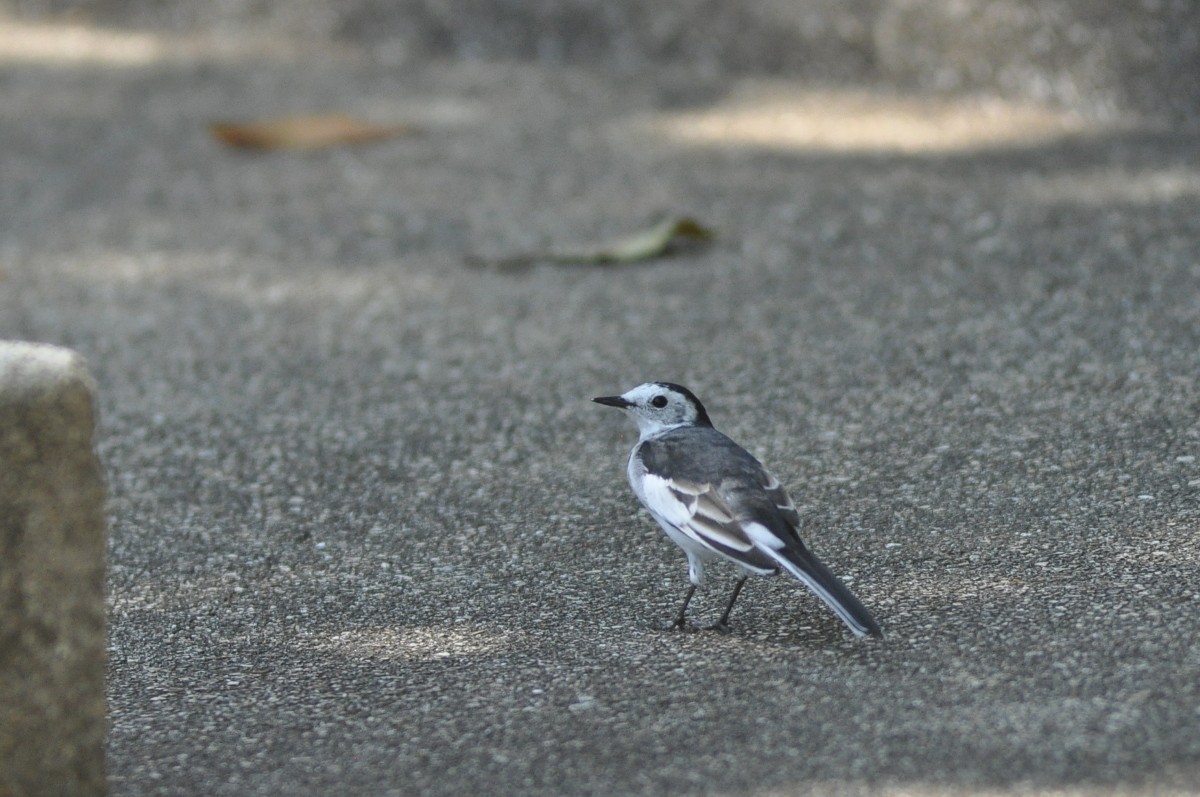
[622,382,677,403]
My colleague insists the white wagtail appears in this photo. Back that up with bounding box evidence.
[593,382,882,638]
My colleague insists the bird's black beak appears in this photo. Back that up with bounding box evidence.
[592,395,632,408]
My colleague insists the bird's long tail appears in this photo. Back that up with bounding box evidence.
[770,543,882,638]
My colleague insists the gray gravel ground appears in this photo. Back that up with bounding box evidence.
[2,8,1200,797]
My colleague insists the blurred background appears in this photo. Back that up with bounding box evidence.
[2,0,1198,122]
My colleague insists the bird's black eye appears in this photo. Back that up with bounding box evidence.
[651,395,668,408]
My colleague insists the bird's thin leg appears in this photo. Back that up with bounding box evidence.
[705,576,748,632]
[661,584,697,630]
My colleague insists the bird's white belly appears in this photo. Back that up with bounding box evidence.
[627,443,717,583]
[654,516,715,560]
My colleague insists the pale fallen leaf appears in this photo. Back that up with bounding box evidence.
[210,113,416,151]
[468,217,715,271]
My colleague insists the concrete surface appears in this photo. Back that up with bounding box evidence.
[0,342,107,797]
[873,0,1200,121]
[1,3,1199,796]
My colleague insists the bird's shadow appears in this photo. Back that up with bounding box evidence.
[644,609,880,658]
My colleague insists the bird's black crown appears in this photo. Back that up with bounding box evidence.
[652,382,713,427]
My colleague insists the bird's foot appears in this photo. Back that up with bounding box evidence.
[700,620,732,634]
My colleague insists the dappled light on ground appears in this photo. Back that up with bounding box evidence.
[44,250,446,305]
[643,85,1090,154]
[1025,166,1200,206]
[0,16,298,66]
[308,626,519,661]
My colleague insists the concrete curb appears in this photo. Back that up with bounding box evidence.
[0,342,107,797]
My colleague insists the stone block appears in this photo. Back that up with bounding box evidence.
[0,342,107,797]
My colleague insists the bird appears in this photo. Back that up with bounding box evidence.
[593,382,882,638]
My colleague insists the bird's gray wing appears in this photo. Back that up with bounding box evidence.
[639,428,802,534]
[639,430,880,636]
[758,469,802,531]
[640,473,778,573]
[715,474,882,638]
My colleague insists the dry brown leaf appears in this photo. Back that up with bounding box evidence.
[210,114,416,151]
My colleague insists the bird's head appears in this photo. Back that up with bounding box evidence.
[592,382,712,436]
